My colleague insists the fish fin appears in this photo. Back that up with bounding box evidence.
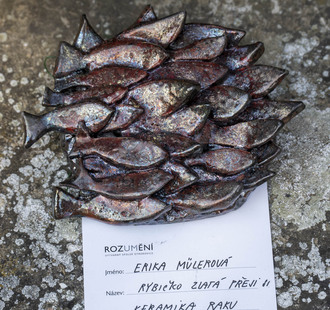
[53,41,85,78]
[76,121,91,138]
[118,11,186,47]
[22,112,47,148]
[42,87,63,106]
[74,15,103,52]
[135,5,157,24]
[69,121,91,158]
[53,187,81,219]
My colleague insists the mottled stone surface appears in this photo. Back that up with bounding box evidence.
[0,0,328,309]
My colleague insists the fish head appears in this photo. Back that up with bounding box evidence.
[79,102,114,133]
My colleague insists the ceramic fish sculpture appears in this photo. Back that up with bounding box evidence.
[23,5,304,224]
[54,40,168,77]
[62,164,173,200]
[43,85,128,106]
[70,126,168,169]
[54,187,169,223]
[23,101,113,148]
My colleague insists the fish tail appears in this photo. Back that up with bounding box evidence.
[43,87,63,106]
[53,76,77,92]
[53,187,82,219]
[53,41,85,78]
[22,112,47,148]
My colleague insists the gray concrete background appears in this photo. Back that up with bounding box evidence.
[0,0,329,309]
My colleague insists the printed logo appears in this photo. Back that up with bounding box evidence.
[104,243,154,256]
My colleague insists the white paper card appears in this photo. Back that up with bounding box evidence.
[82,183,277,310]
